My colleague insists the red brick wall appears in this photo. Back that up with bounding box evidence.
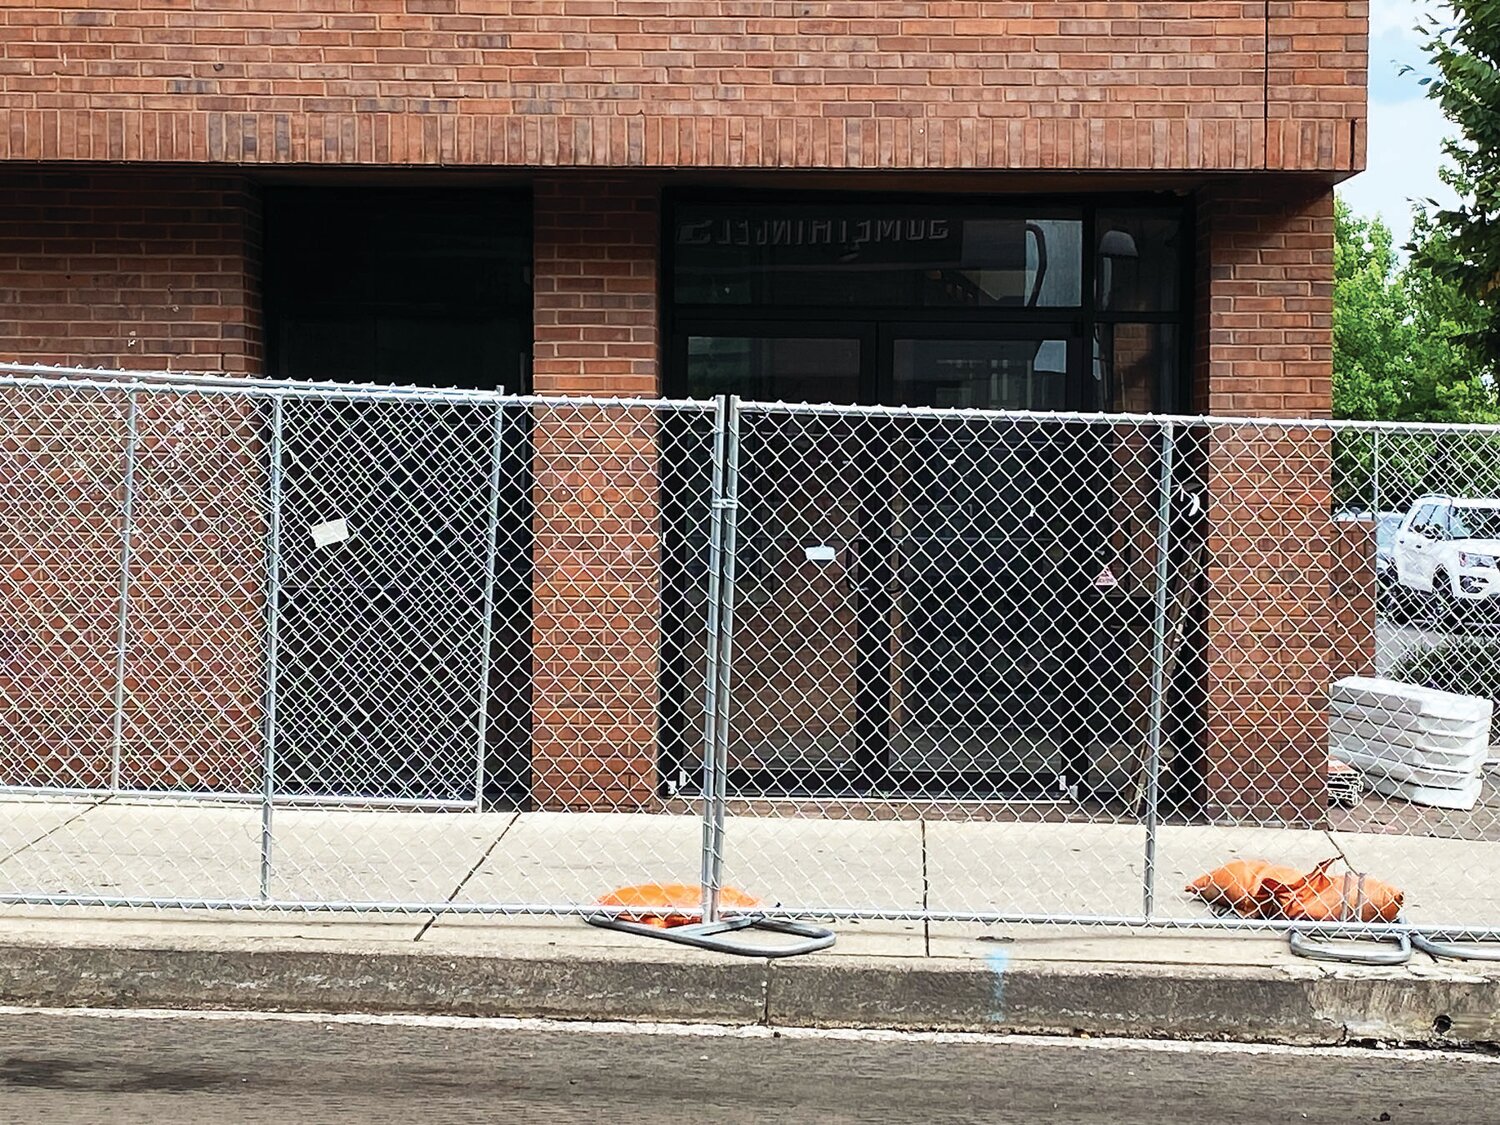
[0,384,267,795]
[0,168,263,374]
[529,399,664,811]
[532,177,657,397]
[122,392,267,793]
[0,2,1363,173]
[1198,424,1337,826]
[0,382,127,789]
[1192,181,1364,824]
[1194,181,1334,418]
[0,169,265,794]
[1268,0,1369,171]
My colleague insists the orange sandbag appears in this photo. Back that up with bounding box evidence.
[1260,858,1404,923]
[595,882,760,929]
[1185,859,1306,917]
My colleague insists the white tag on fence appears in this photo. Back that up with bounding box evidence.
[310,518,350,547]
[804,544,837,563]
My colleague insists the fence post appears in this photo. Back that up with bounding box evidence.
[699,394,742,926]
[1372,428,1382,515]
[472,399,507,809]
[260,396,285,902]
[1142,419,1176,921]
[110,389,140,794]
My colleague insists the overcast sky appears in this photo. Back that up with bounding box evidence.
[1335,0,1460,250]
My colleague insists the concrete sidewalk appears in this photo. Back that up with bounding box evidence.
[3,793,1500,1045]
[3,793,1500,927]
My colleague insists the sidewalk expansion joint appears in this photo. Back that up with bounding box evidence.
[414,811,519,942]
[0,796,111,867]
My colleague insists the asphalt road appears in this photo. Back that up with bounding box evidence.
[2,1010,1498,1125]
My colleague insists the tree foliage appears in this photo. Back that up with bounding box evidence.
[1332,199,1500,510]
[1415,0,1500,369]
[1333,198,1496,423]
[1333,200,1410,420]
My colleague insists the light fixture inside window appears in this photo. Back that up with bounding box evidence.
[1097,229,1140,311]
[1098,230,1139,259]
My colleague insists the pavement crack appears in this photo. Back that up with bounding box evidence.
[761,960,772,1027]
[921,818,930,957]
[0,797,110,868]
[414,812,519,942]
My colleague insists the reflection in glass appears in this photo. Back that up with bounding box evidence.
[675,206,1083,309]
[1093,323,1179,413]
[1096,212,1181,313]
[894,338,1071,411]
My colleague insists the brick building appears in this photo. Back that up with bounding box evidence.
[0,2,1370,823]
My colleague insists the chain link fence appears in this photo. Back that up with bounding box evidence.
[2,364,1499,943]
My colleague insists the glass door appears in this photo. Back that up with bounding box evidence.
[667,324,1115,798]
[880,328,1106,796]
[665,195,1188,799]
[888,334,1075,411]
[663,328,871,794]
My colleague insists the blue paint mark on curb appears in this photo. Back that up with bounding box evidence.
[986,948,1010,1020]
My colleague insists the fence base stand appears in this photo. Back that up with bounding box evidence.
[585,914,836,958]
[1287,929,1412,966]
[1411,932,1500,962]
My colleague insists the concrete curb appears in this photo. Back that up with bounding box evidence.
[1,936,1498,1047]
[768,955,1500,1045]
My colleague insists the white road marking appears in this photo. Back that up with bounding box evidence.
[0,1005,1492,1063]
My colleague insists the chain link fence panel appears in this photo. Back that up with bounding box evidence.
[0,364,1498,942]
[0,373,722,914]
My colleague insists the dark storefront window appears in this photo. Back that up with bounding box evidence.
[1096,322,1180,414]
[675,207,1084,310]
[1094,210,1182,314]
[264,188,532,391]
[261,188,535,809]
[893,336,1072,412]
[684,335,862,402]
[669,196,1188,413]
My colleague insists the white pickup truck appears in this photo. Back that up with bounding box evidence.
[1393,494,1500,618]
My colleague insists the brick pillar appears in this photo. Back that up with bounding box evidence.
[530,176,663,811]
[1193,181,1370,825]
[0,168,264,791]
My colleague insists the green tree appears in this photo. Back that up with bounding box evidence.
[1332,200,1499,510]
[1333,198,1411,420]
[1332,199,1495,423]
[1405,207,1500,423]
[1416,1,1500,369]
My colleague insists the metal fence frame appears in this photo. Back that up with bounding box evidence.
[0,369,514,812]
